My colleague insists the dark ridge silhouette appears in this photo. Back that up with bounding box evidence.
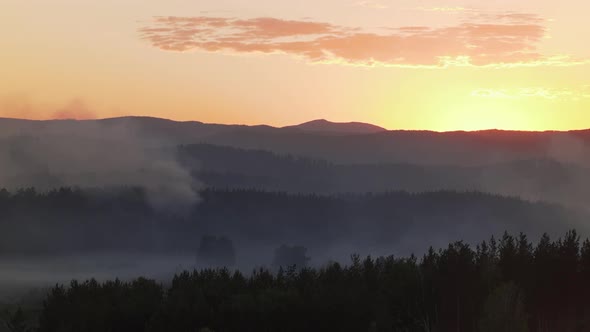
[2,116,590,165]
[284,119,387,134]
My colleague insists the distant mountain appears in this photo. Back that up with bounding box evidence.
[284,119,386,134]
[1,116,590,259]
[2,116,590,166]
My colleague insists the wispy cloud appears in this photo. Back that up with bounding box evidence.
[473,12,545,24]
[416,6,472,12]
[139,13,584,68]
[472,86,590,100]
[351,1,389,9]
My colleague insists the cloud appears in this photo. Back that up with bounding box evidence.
[416,7,472,12]
[473,12,545,24]
[139,14,584,68]
[351,1,389,9]
[471,86,590,100]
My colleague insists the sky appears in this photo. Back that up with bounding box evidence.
[1,0,589,131]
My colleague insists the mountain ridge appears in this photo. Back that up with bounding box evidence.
[285,119,387,134]
[2,116,590,166]
[2,115,589,134]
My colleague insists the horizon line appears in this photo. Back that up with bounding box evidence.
[0,115,587,134]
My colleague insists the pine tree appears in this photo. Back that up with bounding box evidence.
[478,282,528,332]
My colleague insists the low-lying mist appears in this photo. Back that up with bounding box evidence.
[2,117,590,308]
[0,187,587,305]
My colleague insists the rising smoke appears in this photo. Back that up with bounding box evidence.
[0,117,200,214]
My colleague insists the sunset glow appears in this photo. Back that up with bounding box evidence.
[2,0,589,131]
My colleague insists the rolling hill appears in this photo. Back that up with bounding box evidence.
[1,116,590,167]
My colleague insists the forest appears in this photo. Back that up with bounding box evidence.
[0,187,581,257]
[178,144,590,210]
[1,121,590,331]
[3,230,589,332]
[4,0,590,327]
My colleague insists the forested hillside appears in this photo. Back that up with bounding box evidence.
[0,187,582,260]
[180,144,590,209]
[3,117,590,165]
[4,230,586,332]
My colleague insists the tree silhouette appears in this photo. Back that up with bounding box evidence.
[3,307,31,332]
[479,282,528,332]
[24,229,590,332]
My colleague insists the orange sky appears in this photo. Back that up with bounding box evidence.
[1,0,589,131]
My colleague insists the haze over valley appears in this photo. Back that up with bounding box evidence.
[1,117,589,286]
[3,0,590,329]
